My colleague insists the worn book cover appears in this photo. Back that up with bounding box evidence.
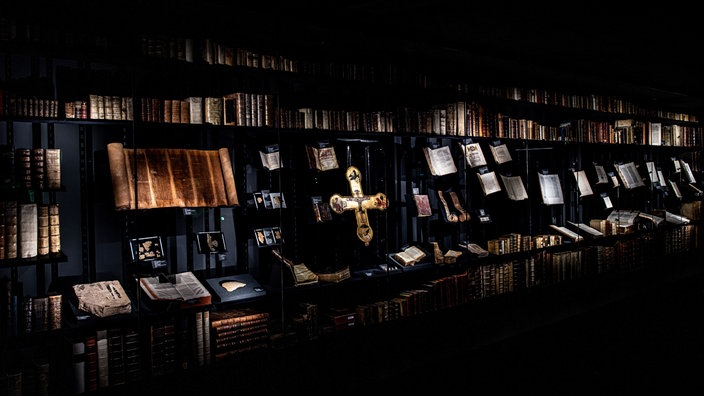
[72,280,132,318]
[460,142,487,168]
[412,194,432,217]
[306,144,339,171]
[204,97,223,125]
[311,196,332,222]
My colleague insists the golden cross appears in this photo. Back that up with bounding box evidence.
[329,166,388,245]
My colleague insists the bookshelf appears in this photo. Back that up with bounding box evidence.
[1,4,703,394]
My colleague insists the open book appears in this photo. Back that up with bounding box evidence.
[573,170,593,197]
[392,245,427,266]
[615,162,645,189]
[259,144,282,170]
[500,174,528,201]
[538,173,564,205]
[306,142,339,171]
[549,224,583,242]
[594,164,609,184]
[477,169,501,196]
[423,146,457,176]
[139,271,212,308]
[489,143,512,164]
[637,212,665,226]
[459,142,487,168]
[606,209,640,228]
[566,221,604,237]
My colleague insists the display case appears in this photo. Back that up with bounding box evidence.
[1,5,702,394]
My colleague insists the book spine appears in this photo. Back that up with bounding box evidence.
[72,341,86,395]
[96,329,109,388]
[194,311,204,366]
[22,295,32,334]
[31,296,48,332]
[202,310,211,365]
[210,312,269,328]
[214,323,269,341]
[48,293,61,330]
[84,335,98,392]
[123,329,142,384]
[31,148,45,190]
[49,203,60,255]
[213,343,267,362]
[5,371,22,396]
[4,201,17,259]
[107,328,126,386]
[149,323,165,377]
[212,317,270,334]
[19,203,37,258]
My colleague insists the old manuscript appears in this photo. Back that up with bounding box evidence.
[107,142,239,210]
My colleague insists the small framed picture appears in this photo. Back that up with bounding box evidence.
[253,192,264,209]
[254,228,267,247]
[270,192,286,209]
[262,191,273,209]
[263,228,275,245]
[129,236,165,263]
[271,226,283,244]
[196,231,227,254]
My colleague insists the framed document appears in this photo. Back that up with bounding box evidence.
[129,235,167,272]
[129,236,164,263]
[196,231,227,254]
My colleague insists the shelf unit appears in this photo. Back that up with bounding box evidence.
[1,6,703,394]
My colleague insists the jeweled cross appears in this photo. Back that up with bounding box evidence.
[329,166,388,245]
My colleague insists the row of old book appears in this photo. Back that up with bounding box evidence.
[7,87,701,148]
[1,147,61,191]
[139,34,426,86]
[468,85,696,123]
[486,233,564,256]
[65,96,135,121]
[2,95,60,119]
[0,278,62,338]
[140,35,299,73]
[363,228,701,324]
[68,307,267,393]
[139,93,276,128]
[0,359,51,396]
[209,308,270,362]
[72,327,143,394]
[0,201,61,260]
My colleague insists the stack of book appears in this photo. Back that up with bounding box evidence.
[209,308,269,362]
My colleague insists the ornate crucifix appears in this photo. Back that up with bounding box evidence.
[329,166,388,245]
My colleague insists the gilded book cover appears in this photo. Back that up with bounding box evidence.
[107,142,239,210]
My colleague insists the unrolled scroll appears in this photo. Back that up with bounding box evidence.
[107,142,239,210]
